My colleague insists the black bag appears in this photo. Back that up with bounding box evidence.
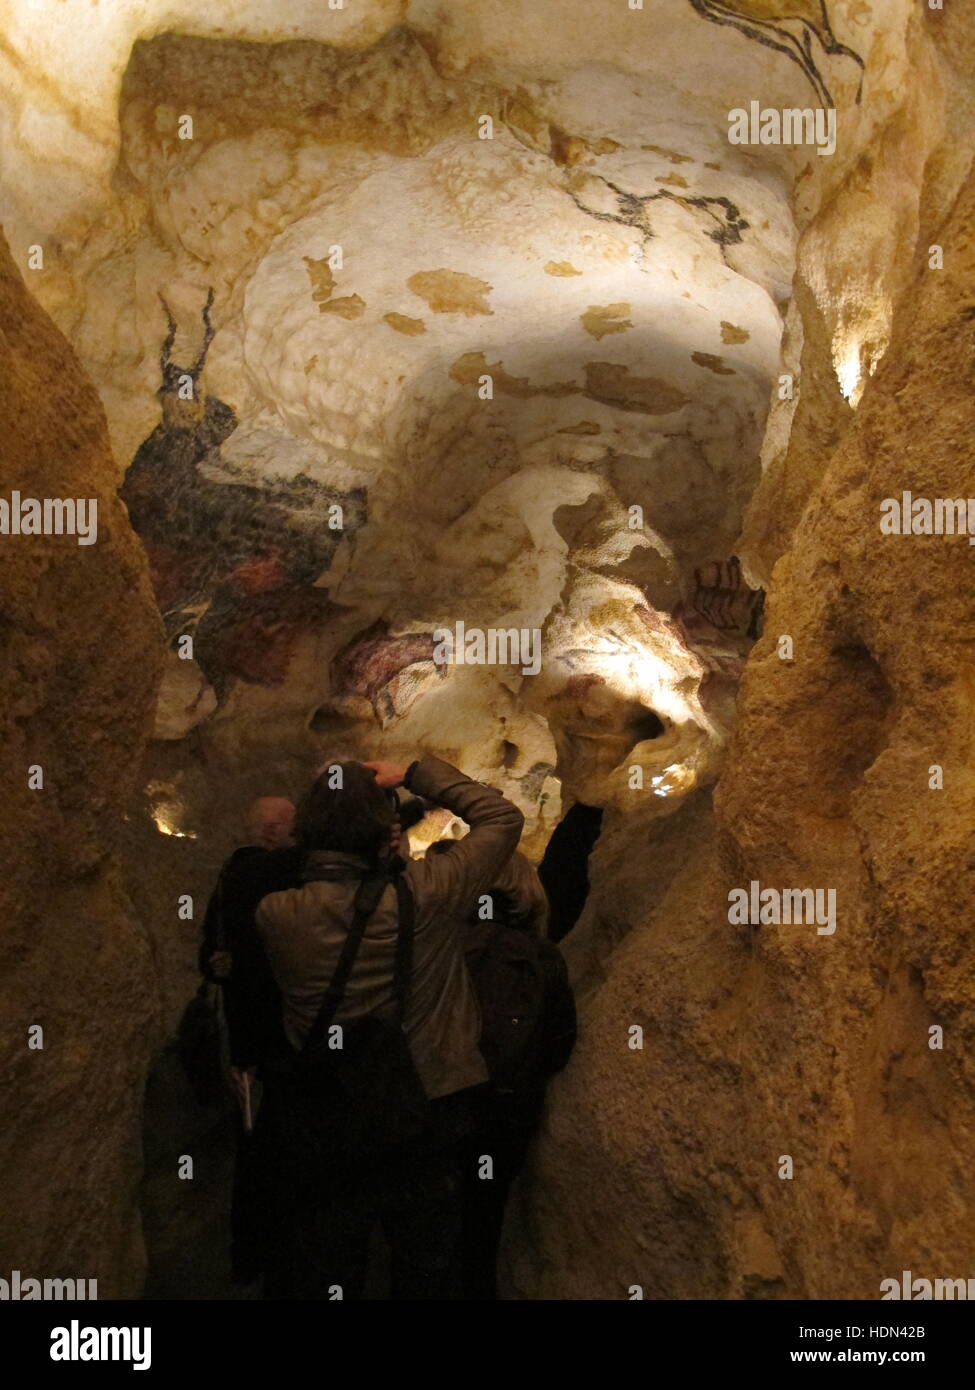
[177,981,225,1105]
[280,870,430,1165]
[465,919,577,1098]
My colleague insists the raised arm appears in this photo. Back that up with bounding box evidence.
[491,851,549,936]
[363,757,524,921]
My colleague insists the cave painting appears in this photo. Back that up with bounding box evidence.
[670,557,766,716]
[683,556,765,639]
[330,619,448,725]
[119,292,363,702]
[687,0,865,107]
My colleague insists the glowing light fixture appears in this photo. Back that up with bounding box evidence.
[151,809,196,839]
[147,781,197,839]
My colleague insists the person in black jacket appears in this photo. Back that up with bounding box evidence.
[537,801,604,943]
[199,799,302,1071]
[200,790,429,1284]
[199,798,304,1282]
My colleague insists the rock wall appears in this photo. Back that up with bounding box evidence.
[0,234,163,1297]
[3,0,973,1301]
[506,5,975,1301]
[0,5,915,865]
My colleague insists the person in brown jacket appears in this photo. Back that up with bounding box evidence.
[255,754,524,1299]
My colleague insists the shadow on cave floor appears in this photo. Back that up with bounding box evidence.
[140,1047,390,1300]
[140,1049,255,1301]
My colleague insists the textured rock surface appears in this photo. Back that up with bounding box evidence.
[7,8,819,850]
[2,0,973,1300]
[0,235,163,1295]
[506,5,975,1301]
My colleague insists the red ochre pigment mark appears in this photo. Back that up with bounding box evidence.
[561,673,606,700]
[203,586,335,690]
[224,548,292,594]
[143,540,221,614]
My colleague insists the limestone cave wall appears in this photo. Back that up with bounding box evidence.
[1,0,973,1301]
[506,2,975,1300]
[0,235,163,1297]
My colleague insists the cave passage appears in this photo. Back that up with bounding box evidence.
[3,0,972,1322]
[113,19,775,1299]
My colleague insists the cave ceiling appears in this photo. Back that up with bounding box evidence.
[0,0,910,836]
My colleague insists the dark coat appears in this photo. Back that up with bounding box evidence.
[200,845,305,1069]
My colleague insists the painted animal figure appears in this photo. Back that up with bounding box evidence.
[121,291,360,704]
[687,556,765,638]
[331,620,447,724]
[687,0,864,107]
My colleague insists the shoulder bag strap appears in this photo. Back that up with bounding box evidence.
[391,875,416,1027]
[302,871,390,1053]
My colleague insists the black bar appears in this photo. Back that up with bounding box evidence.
[1,1298,968,1375]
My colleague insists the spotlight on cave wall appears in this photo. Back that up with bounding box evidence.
[836,341,861,403]
[146,781,196,839]
[833,317,891,408]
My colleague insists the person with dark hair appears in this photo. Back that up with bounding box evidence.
[255,755,523,1300]
[199,797,301,1069]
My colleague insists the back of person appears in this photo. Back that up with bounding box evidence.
[254,753,524,1300]
[463,915,575,1112]
[197,799,306,1283]
[537,800,604,942]
[258,861,486,1104]
[258,761,525,1102]
[425,843,573,1106]
[202,842,305,1070]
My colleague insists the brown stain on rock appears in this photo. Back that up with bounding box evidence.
[642,144,693,164]
[449,351,575,398]
[503,87,549,146]
[303,256,335,304]
[585,362,688,414]
[656,173,689,188]
[319,294,366,319]
[549,126,621,167]
[450,352,687,417]
[302,257,363,318]
[407,269,493,316]
[692,350,737,376]
[123,28,500,164]
[559,420,602,435]
[581,303,633,339]
[383,312,426,336]
[720,321,751,344]
[545,260,583,277]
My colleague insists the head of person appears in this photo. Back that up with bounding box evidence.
[246,796,296,851]
[296,763,397,860]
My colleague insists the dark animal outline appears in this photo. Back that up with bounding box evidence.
[157,286,216,398]
[690,555,765,637]
[687,0,865,108]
